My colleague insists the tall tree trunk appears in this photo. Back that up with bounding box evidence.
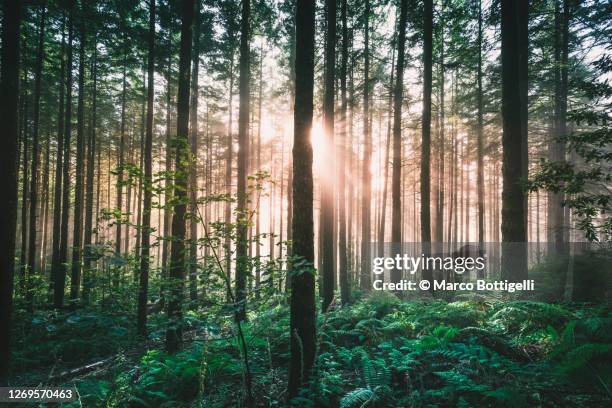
[166,0,195,353]
[27,3,47,311]
[235,0,251,322]
[476,0,485,245]
[161,60,173,305]
[338,0,349,304]
[321,0,336,312]
[224,52,234,299]
[56,4,74,308]
[391,0,408,285]
[360,0,372,291]
[421,0,433,284]
[83,42,97,302]
[70,19,86,305]
[138,0,155,337]
[435,9,445,244]
[50,15,66,303]
[0,0,21,384]
[500,0,528,281]
[188,0,201,302]
[288,0,316,398]
[116,52,127,260]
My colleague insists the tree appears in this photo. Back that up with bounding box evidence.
[287,0,316,398]
[391,0,408,286]
[360,0,372,291]
[476,0,485,245]
[500,0,528,281]
[321,0,336,312]
[421,0,433,283]
[338,0,349,304]
[0,0,21,384]
[235,0,250,322]
[138,0,156,337]
[26,2,47,312]
[70,10,86,305]
[56,1,75,308]
[166,0,195,353]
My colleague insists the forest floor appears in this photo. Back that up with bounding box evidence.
[9,291,612,407]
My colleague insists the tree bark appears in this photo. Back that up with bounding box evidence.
[235,0,251,322]
[70,17,86,305]
[360,0,372,291]
[288,0,316,399]
[138,0,155,337]
[421,0,433,284]
[166,0,195,353]
[321,0,336,312]
[500,0,528,281]
[391,0,408,285]
[0,0,22,384]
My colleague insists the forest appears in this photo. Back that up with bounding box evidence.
[0,0,611,406]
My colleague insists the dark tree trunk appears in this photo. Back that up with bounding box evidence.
[189,0,201,303]
[360,0,371,291]
[421,0,433,283]
[391,0,408,285]
[224,52,234,299]
[338,0,349,304]
[50,15,66,303]
[166,0,195,353]
[70,20,86,306]
[476,0,485,245]
[83,43,97,303]
[0,0,21,384]
[26,3,47,311]
[235,0,250,322]
[56,4,74,308]
[500,0,528,281]
[321,0,336,312]
[138,0,155,337]
[287,0,316,399]
[116,52,127,260]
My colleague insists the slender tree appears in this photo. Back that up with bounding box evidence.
[421,0,433,283]
[321,0,336,312]
[391,0,408,285]
[166,0,195,353]
[476,0,485,245]
[360,0,372,291]
[56,2,75,308]
[138,0,155,337]
[288,0,316,398]
[26,3,47,311]
[235,0,250,322]
[0,0,22,384]
[70,14,87,305]
[338,0,349,304]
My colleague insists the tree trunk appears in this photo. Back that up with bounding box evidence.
[500,0,528,281]
[476,0,485,245]
[235,0,251,322]
[56,5,74,308]
[138,0,155,337]
[288,0,316,399]
[360,0,372,291]
[26,4,47,311]
[338,0,349,304]
[70,19,86,305]
[189,0,201,303]
[0,0,22,384]
[166,0,195,353]
[421,0,433,284]
[391,0,408,285]
[50,15,66,303]
[321,0,336,312]
[224,52,234,299]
